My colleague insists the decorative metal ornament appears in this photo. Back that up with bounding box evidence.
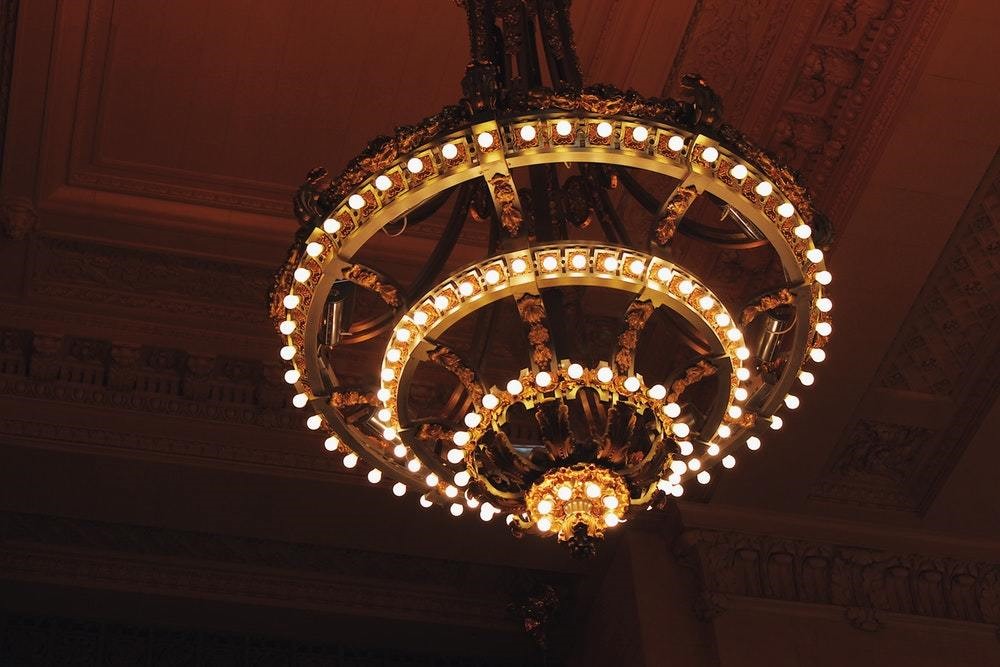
[270,0,833,556]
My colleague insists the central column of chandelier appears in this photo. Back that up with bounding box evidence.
[271,0,833,556]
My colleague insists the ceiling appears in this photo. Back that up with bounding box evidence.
[1,0,998,661]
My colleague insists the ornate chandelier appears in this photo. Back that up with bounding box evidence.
[271,0,833,556]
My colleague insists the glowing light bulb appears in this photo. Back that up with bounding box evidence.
[747,436,761,451]
[380,368,395,382]
[433,295,449,310]
[567,363,584,380]
[395,328,411,343]
[506,379,524,395]
[484,268,502,285]
[392,482,406,497]
[736,367,751,381]
[279,320,296,335]
[441,143,459,160]
[596,121,613,138]
[777,202,795,218]
[629,259,645,275]
[632,126,649,142]
[293,267,311,282]
[603,495,619,510]
[728,405,743,419]
[671,485,684,497]
[377,388,391,402]
[386,348,402,363]
[348,194,366,210]
[555,120,573,136]
[511,258,528,274]
[464,412,482,428]
[678,279,695,295]
[794,224,812,239]
[382,427,397,441]
[672,422,690,438]
[707,443,720,456]
[375,175,393,191]
[535,371,552,388]
[480,503,496,521]
[305,242,324,257]
[458,281,474,296]
[810,348,827,363]
[816,321,833,337]
[519,125,536,142]
[723,455,736,469]
[727,327,742,342]
[585,482,601,498]
[604,513,620,527]
[688,458,701,471]
[476,132,494,149]
[323,217,342,234]
[393,443,407,458]
[454,470,470,487]
[816,297,833,313]
[425,473,439,487]
[283,294,300,309]
[799,371,815,386]
[701,146,719,162]
[537,499,553,515]
[698,295,715,310]
[784,394,800,410]
[668,473,681,485]
[602,256,618,272]
[730,164,748,179]
[367,468,382,484]
[407,458,420,472]
[450,503,463,516]
[541,255,558,272]
[678,441,694,456]
[343,452,358,468]
[734,387,749,401]
[648,384,667,400]
[452,430,470,446]
[770,416,783,430]
[280,345,296,360]
[670,460,687,475]
[284,369,300,384]
[597,367,614,383]
[419,495,432,508]
[736,346,751,360]
[667,135,685,151]
[319,436,337,452]
[815,270,832,285]
[445,485,458,498]
[755,181,773,197]
[623,376,641,393]
[807,248,824,264]
[557,485,573,501]
[482,393,499,410]
[406,157,424,174]
[717,424,732,439]
[377,408,392,422]
[664,402,681,418]
[537,516,552,532]
[570,253,587,270]
[412,310,428,326]
[656,266,673,282]
[715,312,731,327]
[697,471,711,484]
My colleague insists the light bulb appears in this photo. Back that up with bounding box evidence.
[483,268,502,286]
[450,503,463,516]
[382,427,397,441]
[688,458,701,471]
[283,294,300,309]
[419,495,432,508]
[447,448,465,464]
[407,458,420,473]
[375,175,393,191]
[305,241,324,257]
[482,393,499,410]
[377,408,392,422]
[519,125,536,142]
[770,416,783,430]
[377,388,391,404]
[480,503,496,521]
[629,259,645,276]
[807,248,824,264]
[279,320,296,335]
[535,371,552,388]
[777,202,795,218]
[799,371,815,386]
[734,387,749,401]
[392,482,406,496]
[597,367,614,383]
[707,443,720,456]
[465,494,480,510]
[727,327,742,342]
[623,376,641,393]
[596,121,613,138]
[541,255,558,272]
[537,499,554,515]
[324,436,339,451]
[603,495,619,510]
[343,452,358,468]
[656,266,673,282]
[555,120,573,136]
[458,281,474,296]
[537,516,552,532]
[293,267,311,283]
[736,346,751,360]
[323,217,342,234]
[670,460,687,475]
[746,436,762,450]
[425,473,439,486]
[570,253,587,270]
[664,402,681,418]
[506,379,524,395]
[367,468,382,484]
[604,513,620,527]
[567,363,584,380]
[717,424,732,439]
[668,472,681,485]
[701,146,719,162]
[672,422,690,438]
[406,157,424,174]
[395,327,413,343]
[671,485,684,497]
[393,443,407,458]
[667,135,685,151]
[280,345,296,360]
[295,395,311,411]
[412,310,428,326]
[657,479,672,493]
[380,368,395,381]
[454,470,471,487]
[386,348,402,363]
[445,485,458,498]
[698,295,715,310]
[794,224,812,239]
[810,348,827,363]
[678,279,695,295]
[755,181,773,197]
[585,482,601,498]
[728,405,743,419]
[464,412,482,428]
[648,384,667,400]
[284,369,300,384]
[723,455,736,469]
[816,321,832,337]
[730,164,748,179]
[736,367,751,381]
[602,256,618,272]
[557,485,573,501]
[678,441,694,456]
[697,471,711,484]
[348,194,366,210]
[511,257,528,274]
[441,143,459,160]
[815,270,832,285]
[632,126,649,142]
[784,394,800,410]
[477,132,495,149]
[816,297,833,312]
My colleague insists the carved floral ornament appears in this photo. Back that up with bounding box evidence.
[269,0,835,555]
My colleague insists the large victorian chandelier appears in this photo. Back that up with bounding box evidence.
[271,0,833,556]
